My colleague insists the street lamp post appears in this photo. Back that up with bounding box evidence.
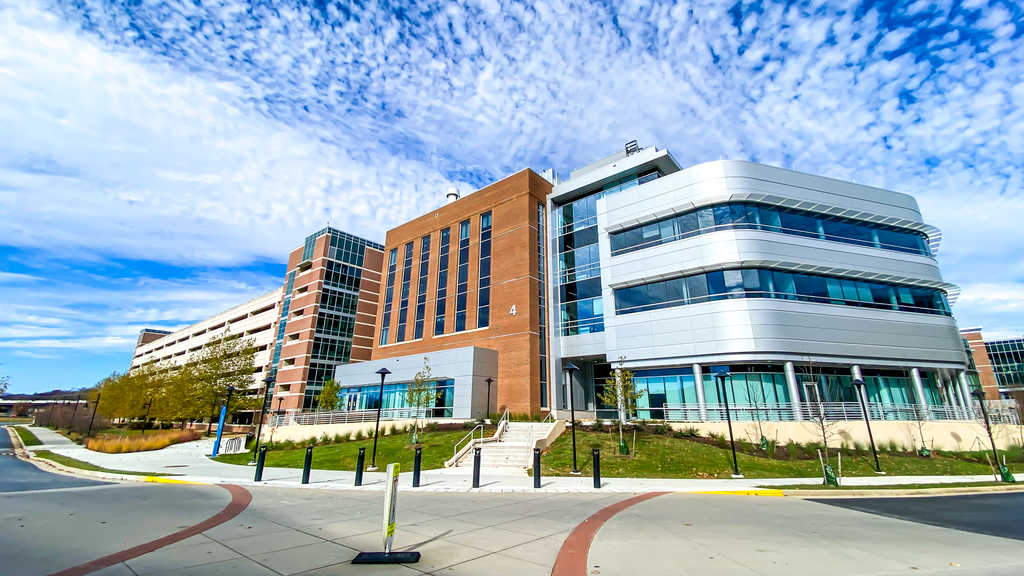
[85,392,102,439]
[972,389,1014,482]
[251,377,274,464]
[68,394,82,433]
[852,379,883,474]
[367,367,391,472]
[140,399,153,435]
[485,377,494,423]
[715,371,742,478]
[565,363,580,475]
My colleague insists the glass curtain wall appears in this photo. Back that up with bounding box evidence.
[477,212,492,328]
[396,242,414,342]
[434,228,451,335]
[336,379,455,417]
[414,235,431,340]
[610,202,931,257]
[379,249,398,345]
[614,268,952,317]
[455,220,471,332]
[537,202,549,408]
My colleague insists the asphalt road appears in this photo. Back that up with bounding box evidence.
[0,425,108,493]
[812,492,1024,541]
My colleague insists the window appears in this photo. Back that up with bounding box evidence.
[396,242,414,342]
[557,194,604,336]
[379,248,398,345]
[414,235,430,340]
[609,202,932,257]
[537,203,549,408]
[477,212,492,328]
[614,268,951,317]
[434,228,451,335]
[455,220,471,332]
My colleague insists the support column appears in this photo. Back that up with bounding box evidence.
[693,364,707,422]
[958,371,974,420]
[785,361,803,422]
[910,368,930,420]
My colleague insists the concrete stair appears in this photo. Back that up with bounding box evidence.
[455,422,550,469]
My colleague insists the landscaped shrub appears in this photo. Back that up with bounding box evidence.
[885,439,900,453]
[426,421,440,432]
[593,418,605,429]
[707,431,727,449]
[785,441,803,459]
[651,423,668,435]
[86,430,201,454]
[633,420,649,433]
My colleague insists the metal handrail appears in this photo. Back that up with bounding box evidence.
[660,401,1020,425]
[541,411,555,424]
[453,425,484,458]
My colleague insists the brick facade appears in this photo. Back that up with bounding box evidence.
[370,169,553,416]
[963,329,1002,400]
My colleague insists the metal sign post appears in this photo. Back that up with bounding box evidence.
[352,463,420,565]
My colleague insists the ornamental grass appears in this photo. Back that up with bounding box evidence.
[86,429,201,453]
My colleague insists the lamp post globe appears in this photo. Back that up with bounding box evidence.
[565,363,580,475]
[368,367,391,472]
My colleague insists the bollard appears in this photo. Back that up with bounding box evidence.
[254,445,267,482]
[533,447,541,489]
[592,448,601,489]
[355,446,365,487]
[413,447,422,488]
[472,446,482,489]
[301,445,313,484]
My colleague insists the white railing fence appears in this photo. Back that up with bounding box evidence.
[662,401,1019,425]
[269,407,433,427]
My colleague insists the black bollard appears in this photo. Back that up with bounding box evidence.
[533,447,541,489]
[301,445,313,484]
[254,445,267,482]
[413,447,422,488]
[472,446,482,489]
[592,448,601,489]
[355,446,365,487]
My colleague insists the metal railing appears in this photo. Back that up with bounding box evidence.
[269,407,431,427]
[452,424,485,458]
[662,401,1019,425]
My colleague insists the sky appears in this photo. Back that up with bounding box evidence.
[1,0,1023,394]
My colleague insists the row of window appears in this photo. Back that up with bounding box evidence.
[614,268,951,316]
[414,236,431,340]
[537,202,549,408]
[610,202,931,257]
[318,287,358,316]
[309,336,352,362]
[556,169,661,236]
[478,212,492,329]
[269,271,296,377]
[323,260,363,292]
[314,311,354,338]
[454,219,471,332]
[378,249,398,345]
[301,227,383,267]
[434,228,451,336]
[396,242,414,342]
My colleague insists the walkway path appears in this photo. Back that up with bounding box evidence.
[21,426,1010,493]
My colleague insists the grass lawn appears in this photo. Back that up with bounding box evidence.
[214,429,471,471]
[766,481,1012,491]
[33,450,168,476]
[14,426,42,446]
[537,429,1022,479]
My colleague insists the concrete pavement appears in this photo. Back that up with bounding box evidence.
[19,426,1014,493]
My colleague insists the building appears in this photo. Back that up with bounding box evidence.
[332,170,553,417]
[135,143,1008,428]
[962,328,1024,398]
[129,289,283,419]
[266,227,385,412]
[548,146,975,423]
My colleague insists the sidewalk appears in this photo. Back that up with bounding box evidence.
[22,426,1012,493]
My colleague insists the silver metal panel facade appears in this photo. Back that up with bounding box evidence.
[332,346,498,419]
[550,154,966,382]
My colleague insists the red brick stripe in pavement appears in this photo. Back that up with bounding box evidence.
[47,483,253,576]
[551,492,668,576]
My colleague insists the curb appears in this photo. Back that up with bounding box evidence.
[693,489,784,497]
[782,484,1024,498]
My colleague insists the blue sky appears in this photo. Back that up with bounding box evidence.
[2,0,1023,393]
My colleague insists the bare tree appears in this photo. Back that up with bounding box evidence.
[744,376,771,452]
[597,357,645,455]
[799,359,840,468]
[402,357,439,444]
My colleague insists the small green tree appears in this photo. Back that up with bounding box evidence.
[318,379,342,411]
[597,357,645,455]
[0,363,10,395]
[402,357,439,445]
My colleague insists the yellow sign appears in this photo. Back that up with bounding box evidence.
[382,463,400,553]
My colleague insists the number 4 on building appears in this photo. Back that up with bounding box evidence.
[509,305,517,316]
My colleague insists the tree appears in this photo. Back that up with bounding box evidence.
[402,357,439,444]
[744,377,771,452]
[0,363,10,395]
[597,357,645,455]
[798,359,840,482]
[318,379,342,411]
